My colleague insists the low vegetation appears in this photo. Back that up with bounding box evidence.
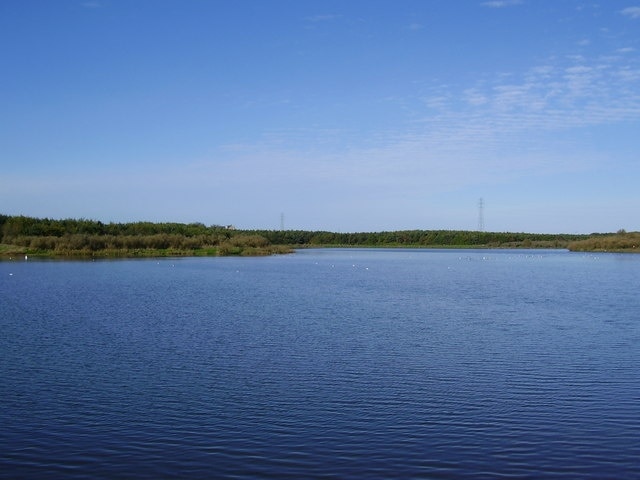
[567,230,640,253]
[0,214,635,258]
[0,215,292,258]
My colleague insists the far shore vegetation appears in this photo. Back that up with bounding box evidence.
[0,214,637,258]
[566,229,640,253]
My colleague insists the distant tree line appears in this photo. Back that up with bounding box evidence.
[0,215,220,238]
[247,228,588,248]
[0,214,601,257]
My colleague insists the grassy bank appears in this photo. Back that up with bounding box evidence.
[0,234,293,259]
[568,232,640,253]
[2,245,294,259]
[0,243,28,257]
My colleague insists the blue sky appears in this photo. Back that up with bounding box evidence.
[1,0,639,233]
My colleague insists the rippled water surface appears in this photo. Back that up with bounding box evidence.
[1,249,639,478]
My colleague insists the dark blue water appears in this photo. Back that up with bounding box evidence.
[1,249,639,478]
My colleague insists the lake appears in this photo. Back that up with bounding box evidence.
[1,249,639,478]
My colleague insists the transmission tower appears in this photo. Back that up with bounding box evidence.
[280,212,285,231]
[478,198,485,232]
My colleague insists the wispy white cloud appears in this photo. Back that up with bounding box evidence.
[480,0,523,8]
[306,14,341,22]
[620,6,640,19]
[421,94,451,110]
[463,88,489,106]
[80,1,103,8]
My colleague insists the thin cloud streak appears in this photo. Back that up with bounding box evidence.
[480,0,523,8]
[80,1,103,8]
[620,7,640,19]
[305,14,341,22]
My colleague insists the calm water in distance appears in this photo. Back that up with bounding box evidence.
[1,249,639,479]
